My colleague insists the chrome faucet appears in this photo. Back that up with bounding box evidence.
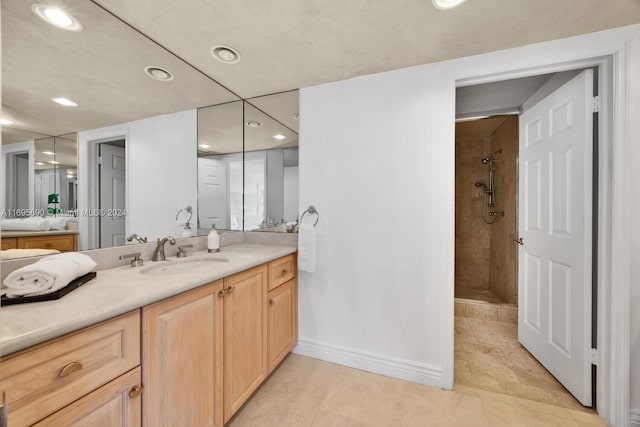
[152,236,176,261]
[127,234,148,244]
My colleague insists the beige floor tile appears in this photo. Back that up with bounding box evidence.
[568,409,607,426]
[228,390,318,427]
[312,411,367,427]
[482,399,579,427]
[321,374,403,427]
[402,388,490,427]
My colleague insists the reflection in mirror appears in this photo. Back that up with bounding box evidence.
[197,101,244,234]
[1,0,239,256]
[244,90,299,231]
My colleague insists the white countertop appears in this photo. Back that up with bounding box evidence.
[1,230,79,237]
[0,244,296,356]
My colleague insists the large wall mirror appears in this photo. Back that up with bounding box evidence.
[2,0,300,260]
[1,0,239,256]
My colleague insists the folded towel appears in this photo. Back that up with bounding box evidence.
[4,253,96,298]
[298,223,316,272]
[1,249,61,260]
[1,217,51,231]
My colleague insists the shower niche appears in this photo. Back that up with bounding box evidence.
[454,116,518,304]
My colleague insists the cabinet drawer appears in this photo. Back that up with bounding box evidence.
[17,234,77,252]
[1,238,17,250]
[268,254,296,291]
[0,311,141,427]
[34,367,142,427]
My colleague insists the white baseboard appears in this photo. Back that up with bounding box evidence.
[293,338,444,388]
[630,408,640,427]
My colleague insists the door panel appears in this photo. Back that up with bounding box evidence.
[518,69,593,406]
[99,144,126,248]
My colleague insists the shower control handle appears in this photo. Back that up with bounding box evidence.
[514,238,524,246]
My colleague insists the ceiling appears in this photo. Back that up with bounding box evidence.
[94,0,640,98]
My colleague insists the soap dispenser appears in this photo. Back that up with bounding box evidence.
[208,224,220,253]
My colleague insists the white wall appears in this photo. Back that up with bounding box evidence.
[78,110,197,248]
[297,24,640,424]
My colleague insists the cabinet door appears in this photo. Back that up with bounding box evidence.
[34,367,142,427]
[224,265,268,422]
[1,238,17,250]
[267,278,295,373]
[143,281,224,427]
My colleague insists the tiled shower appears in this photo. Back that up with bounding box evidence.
[454,116,518,321]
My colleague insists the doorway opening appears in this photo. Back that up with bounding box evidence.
[97,139,126,248]
[454,68,599,415]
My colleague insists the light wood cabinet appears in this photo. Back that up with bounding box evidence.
[268,254,295,291]
[142,280,224,427]
[223,264,268,422]
[34,367,142,427]
[0,311,140,427]
[267,278,296,373]
[16,233,78,252]
[1,237,17,250]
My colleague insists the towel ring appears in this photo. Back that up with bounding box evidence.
[300,206,319,227]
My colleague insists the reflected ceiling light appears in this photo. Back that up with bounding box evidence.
[32,4,83,31]
[0,118,15,125]
[211,45,241,64]
[245,121,262,128]
[67,175,75,178]
[293,113,299,120]
[144,66,174,81]
[48,160,60,165]
[42,151,55,155]
[272,134,286,141]
[432,0,467,10]
[199,144,211,149]
[36,162,45,166]
[52,97,78,107]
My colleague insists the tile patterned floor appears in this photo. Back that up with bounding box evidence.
[228,319,605,426]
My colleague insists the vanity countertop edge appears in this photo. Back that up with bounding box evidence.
[0,244,297,357]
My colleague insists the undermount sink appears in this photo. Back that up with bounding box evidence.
[139,256,229,275]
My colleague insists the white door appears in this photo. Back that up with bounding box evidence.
[99,144,126,248]
[518,69,593,406]
[198,158,228,230]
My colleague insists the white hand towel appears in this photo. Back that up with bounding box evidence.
[298,223,316,273]
[1,217,51,231]
[4,253,96,298]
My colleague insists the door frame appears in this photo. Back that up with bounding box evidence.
[1,141,35,211]
[447,43,631,425]
[77,126,129,250]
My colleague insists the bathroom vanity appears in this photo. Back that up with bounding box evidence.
[0,246,297,426]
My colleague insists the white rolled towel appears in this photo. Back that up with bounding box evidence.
[4,253,96,298]
[1,217,51,231]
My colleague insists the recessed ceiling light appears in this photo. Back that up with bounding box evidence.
[48,160,60,165]
[199,144,211,149]
[42,151,55,155]
[293,113,299,120]
[36,162,45,166]
[211,45,241,64]
[432,0,467,9]
[52,97,78,107]
[245,121,262,128]
[0,118,15,125]
[32,4,83,31]
[144,66,175,81]
[67,175,74,178]
[272,134,286,141]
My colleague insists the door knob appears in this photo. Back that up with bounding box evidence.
[514,238,524,246]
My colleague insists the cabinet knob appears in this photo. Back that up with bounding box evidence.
[218,289,226,297]
[129,384,144,398]
[227,285,236,294]
[269,299,276,305]
[281,269,288,276]
[59,361,83,378]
